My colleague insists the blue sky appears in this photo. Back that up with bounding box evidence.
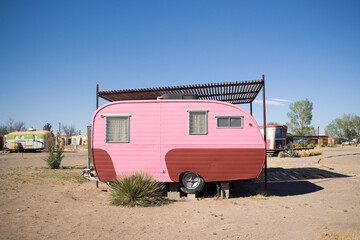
[0,0,359,135]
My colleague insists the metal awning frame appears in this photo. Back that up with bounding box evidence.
[97,79,264,105]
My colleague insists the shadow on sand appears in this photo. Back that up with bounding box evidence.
[198,168,350,198]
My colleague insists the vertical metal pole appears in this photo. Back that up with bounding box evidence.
[96,84,99,110]
[87,126,92,169]
[250,102,253,116]
[95,84,99,188]
[318,126,320,137]
[262,74,267,190]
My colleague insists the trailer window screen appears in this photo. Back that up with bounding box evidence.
[188,110,208,135]
[216,115,244,128]
[105,116,130,143]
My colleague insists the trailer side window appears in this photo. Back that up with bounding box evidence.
[105,115,130,143]
[187,110,208,135]
[215,115,244,128]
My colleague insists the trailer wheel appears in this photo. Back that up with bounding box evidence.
[179,172,205,194]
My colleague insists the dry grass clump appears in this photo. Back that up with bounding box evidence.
[299,149,323,157]
[30,168,88,184]
[321,231,360,240]
[248,193,270,200]
[246,190,272,200]
[0,167,88,187]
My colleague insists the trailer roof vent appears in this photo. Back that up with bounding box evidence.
[161,94,199,99]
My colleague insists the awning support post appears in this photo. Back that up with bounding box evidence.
[262,74,267,190]
[95,84,99,188]
[250,102,253,116]
[96,84,99,110]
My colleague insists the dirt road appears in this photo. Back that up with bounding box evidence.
[0,147,359,240]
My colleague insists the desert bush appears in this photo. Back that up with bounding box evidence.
[310,149,323,156]
[44,133,64,169]
[299,149,323,157]
[299,150,311,157]
[279,152,286,158]
[278,149,300,158]
[307,143,315,148]
[109,172,166,207]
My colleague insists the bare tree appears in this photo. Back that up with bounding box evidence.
[0,125,8,135]
[4,118,26,133]
[6,118,15,132]
[267,122,280,126]
[62,125,76,136]
[14,121,26,131]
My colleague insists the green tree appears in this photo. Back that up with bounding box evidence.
[286,99,313,136]
[43,123,52,132]
[325,114,358,143]
[354,115,360,143]
[44,132,64,169]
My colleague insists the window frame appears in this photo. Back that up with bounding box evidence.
[215,115,244,129]
[187,109,209,135]
[104,114,131,143]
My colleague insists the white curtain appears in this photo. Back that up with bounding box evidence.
[106,117,129,142]
[189,112,206,134]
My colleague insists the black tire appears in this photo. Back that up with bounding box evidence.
[179,171,205,194]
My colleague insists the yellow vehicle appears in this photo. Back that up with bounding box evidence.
[292,143,300,149]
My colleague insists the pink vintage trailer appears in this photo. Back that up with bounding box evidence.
[91,96,266,193]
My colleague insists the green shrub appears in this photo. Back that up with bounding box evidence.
[287,149,300,158]
[109,172,166,207]
[307,143,315,148]
[44,133,64,169]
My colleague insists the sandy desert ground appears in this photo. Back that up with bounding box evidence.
[0,147,359,240]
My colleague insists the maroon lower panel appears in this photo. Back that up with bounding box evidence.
[165,148,266,182]
[93,148,117,181]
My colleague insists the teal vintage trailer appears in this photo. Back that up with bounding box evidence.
[4,130,54,151]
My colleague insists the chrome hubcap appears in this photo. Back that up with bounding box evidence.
[182,172,200,189]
